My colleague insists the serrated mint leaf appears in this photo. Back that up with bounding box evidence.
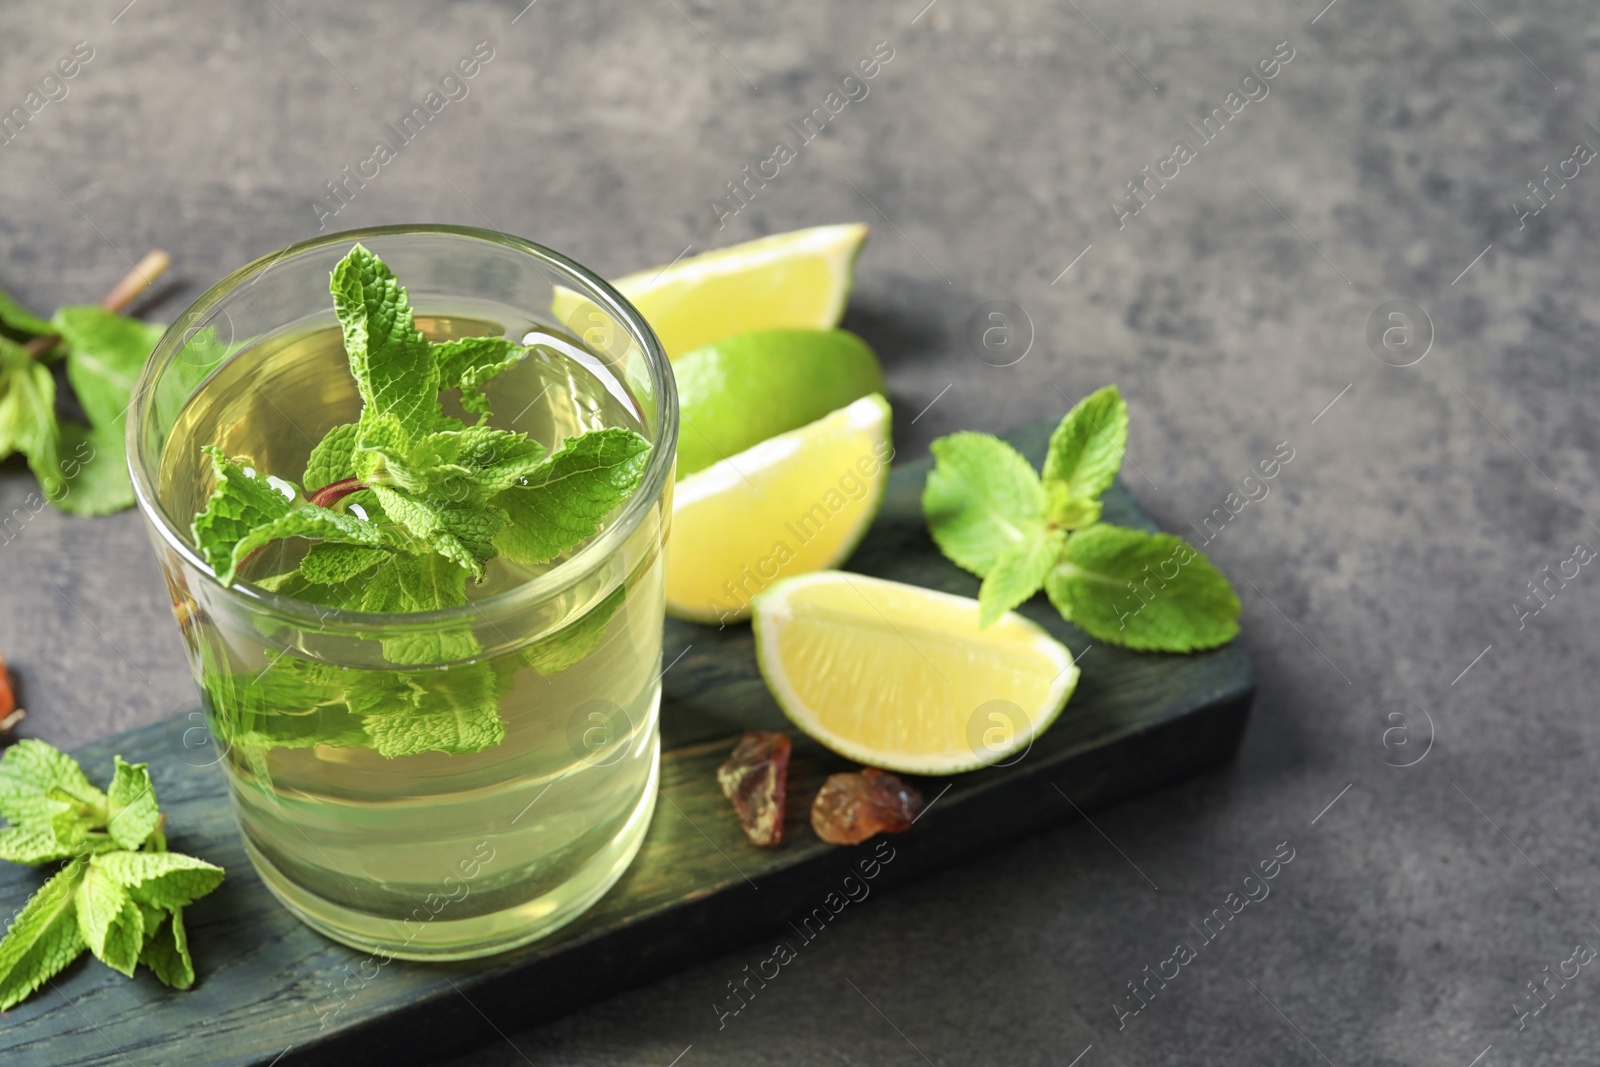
[138,906,194,990]
[0,739,106,834]
[978,528,1066,627]
[433,335,527,416]
[0,286,53,338]
[524,584,625,675]
[193,446,391,585]
[77,863,144,977]
[304,421,359,491]
[370,486,505,579]
[299,542,390,585]
[361,662,505,758]
[363,424,547,501]
[1044,524,1240,652]
[0,826,75,866]
[922,431,1045,578]
[333,244,441,442]
[54,305,164,432]
[494,428,651,566]
[91,850,225,911]
[105,757,160,852]
[0,861,87,1010]
[1041,385,1127,505]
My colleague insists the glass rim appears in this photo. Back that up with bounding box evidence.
[125,223,678,634]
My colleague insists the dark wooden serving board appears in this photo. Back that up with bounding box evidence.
[0,420,1255,1067]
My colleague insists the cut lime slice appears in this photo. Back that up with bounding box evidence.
[752,571,1078,774]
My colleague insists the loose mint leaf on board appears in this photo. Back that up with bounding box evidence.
[138,905,194,990]
[0,739,106,835]
[432,335,527,416]
[0,861,88,1010]
[493,428,652,567]
[0,827,78,866]
[1044,524,1240,652]
[76,863,145,977]
[922,431,1046,578]
[978,528,1066,627]
[332,244,441,442]
[0,339,65,501]
[91,850,226,912]
[105,757,161,852]
[1041,385,1127,506]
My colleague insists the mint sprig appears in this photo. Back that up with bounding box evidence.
[188,245,650,760]
[0,740,224,1009]
[923,385,1241,649]
[192,243,651,601]
[0,254,177,516]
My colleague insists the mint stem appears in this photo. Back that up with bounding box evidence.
[308,477,368,509]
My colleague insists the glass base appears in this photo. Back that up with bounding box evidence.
[247,753,660,961]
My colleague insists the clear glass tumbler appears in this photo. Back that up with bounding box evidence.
[127,225,677,959]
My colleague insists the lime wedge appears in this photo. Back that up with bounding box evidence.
[676,329,885,478]
[557,224,869,359]
[752,571,1078,775]
[666,394,891,624]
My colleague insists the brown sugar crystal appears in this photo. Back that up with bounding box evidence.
[810,767,924,845]
[717,731,792,846]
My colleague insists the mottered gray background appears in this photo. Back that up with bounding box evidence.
[1,0,1598,1064]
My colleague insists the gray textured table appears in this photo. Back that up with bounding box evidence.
[1,1,1592,1064]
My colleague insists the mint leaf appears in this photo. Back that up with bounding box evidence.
[922,432,1045,578]
[193,446,391,585]
[978,528,1066,627]
[105,757,160,851]
[54,306,163,431]
[52,420,136,516]
[525,584,626,675]
[494,428,652,566]
[1041,385,1127,506]
[433,336,527,416]
[0,827,75,865]
[91,850,225,911]
[361,662,505,758]
[299,542,390,584]
[333,244,441,442]
[0,861,87,1010]
[1044,524,1240,651]
[0,286,53,338]
[138,906,194,990]
[0,340,64,496]
[0,739,106,836]
[304,421,360,491]
[362,424,547,502]
[369,486,504,579]
[76,863,144,977]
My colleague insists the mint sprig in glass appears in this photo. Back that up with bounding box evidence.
[127,228,678,959]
